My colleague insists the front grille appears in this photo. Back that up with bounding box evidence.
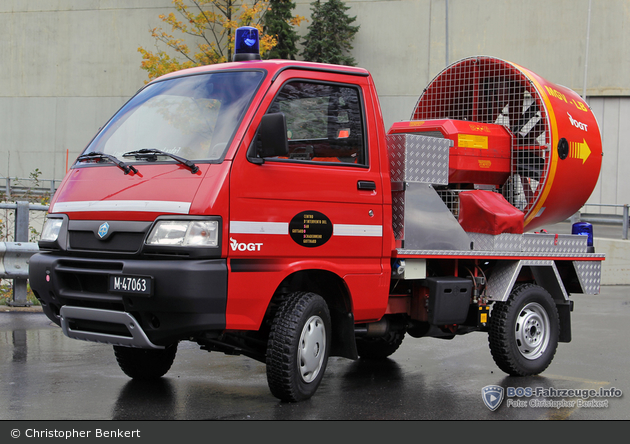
[69,231,145,252]
[58,269,110,294]
[57,260,124,272]
[66,220,152,254]
[53,259,125,307]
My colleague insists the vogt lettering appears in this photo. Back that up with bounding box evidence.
[567,112,588,131]
[230,237,263,252]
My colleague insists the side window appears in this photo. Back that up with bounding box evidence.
[268,81,366,164]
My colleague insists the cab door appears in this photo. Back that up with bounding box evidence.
[227,69,387,328]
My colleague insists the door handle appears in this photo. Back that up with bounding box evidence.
[357,180,376,190]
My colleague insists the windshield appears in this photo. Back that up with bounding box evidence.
[83,70,265,162]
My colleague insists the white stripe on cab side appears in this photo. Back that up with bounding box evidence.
[230,221,383,237]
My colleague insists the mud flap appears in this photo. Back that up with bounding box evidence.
[330,310,358,359]
[556,299,574,343]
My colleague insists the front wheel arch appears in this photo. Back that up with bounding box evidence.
[269,269,357,359]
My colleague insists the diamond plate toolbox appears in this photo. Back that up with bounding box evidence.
[387,133,451,185]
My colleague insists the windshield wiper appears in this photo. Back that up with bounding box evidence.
[76,152,138,175]
[122,149,199,174]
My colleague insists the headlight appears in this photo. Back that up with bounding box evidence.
[146,220,219,247]
[40,218,64,242]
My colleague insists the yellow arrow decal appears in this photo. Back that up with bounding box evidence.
[570,139,591,164]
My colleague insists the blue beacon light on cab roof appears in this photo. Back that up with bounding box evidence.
[233,26,261,62]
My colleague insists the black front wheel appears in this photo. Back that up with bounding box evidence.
[113,344,177,380]
[488,284,559,376]
[266,292,331,402]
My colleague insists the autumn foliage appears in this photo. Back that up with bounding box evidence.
[138,0,304,82]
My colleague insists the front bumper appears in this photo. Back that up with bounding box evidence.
[29,253,227,346]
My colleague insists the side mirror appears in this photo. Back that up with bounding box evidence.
[248,113,289,164]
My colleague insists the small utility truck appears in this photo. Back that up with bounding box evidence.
[30,27,603,402]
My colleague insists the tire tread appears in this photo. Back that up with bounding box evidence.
[488,283,559,376]
[266,292,329,402]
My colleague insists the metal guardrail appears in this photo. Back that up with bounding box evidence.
[0,242,40,279]
[0,201,49,306]
[2,177,60,199]
[575,203,629,240]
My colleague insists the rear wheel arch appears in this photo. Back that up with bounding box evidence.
[518,264,572,342]
[486,261,573,349]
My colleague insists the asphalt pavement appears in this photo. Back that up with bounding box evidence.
[1,285,628,422]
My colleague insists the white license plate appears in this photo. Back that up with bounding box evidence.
[108,275,152,296]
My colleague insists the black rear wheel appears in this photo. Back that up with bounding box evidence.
[266,292,331,402]
[488,284,559,376]
[113,344,177,380]
[356,331,405,359]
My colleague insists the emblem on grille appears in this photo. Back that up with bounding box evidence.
[98,222,110,239]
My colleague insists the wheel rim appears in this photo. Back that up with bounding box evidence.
[297,315,326,383]
[514,302,550,360]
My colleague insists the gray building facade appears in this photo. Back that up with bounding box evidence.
[1,0,628,211]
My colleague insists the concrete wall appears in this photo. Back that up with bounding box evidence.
[595,238,630,285]
[587,97,630,210]
[0,0,172,181]
[2,0,629,210]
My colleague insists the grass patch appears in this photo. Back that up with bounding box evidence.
[0,281,41,306]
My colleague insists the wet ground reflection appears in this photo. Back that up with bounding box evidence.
[1,288,628,420]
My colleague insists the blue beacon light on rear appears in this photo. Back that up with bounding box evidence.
[572,221,594,252]
[233,26,261,62]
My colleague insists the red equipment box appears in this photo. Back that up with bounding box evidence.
[388,119,512,186]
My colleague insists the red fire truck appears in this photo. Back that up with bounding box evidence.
[30,27,603,402]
